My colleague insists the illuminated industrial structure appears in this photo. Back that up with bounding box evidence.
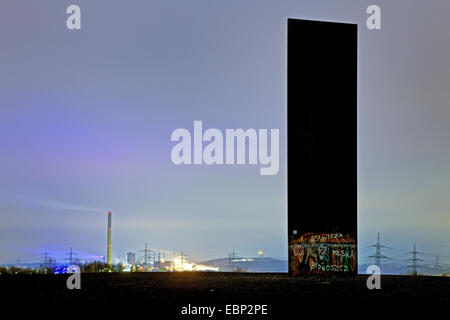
[127,252,136,265]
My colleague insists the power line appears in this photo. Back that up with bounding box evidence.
[64,247,79,265]
[367,233,392,272]
[139,243,155,266]
[40,250,55,268]
[407,243,423,276]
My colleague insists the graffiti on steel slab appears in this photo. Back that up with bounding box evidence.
[289,232,357,275]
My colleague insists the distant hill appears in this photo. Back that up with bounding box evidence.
[201,257,288,273]
[358,262,450,276]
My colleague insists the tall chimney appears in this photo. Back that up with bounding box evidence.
[107,210,112,266]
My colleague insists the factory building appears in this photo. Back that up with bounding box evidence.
[127,252,136,266]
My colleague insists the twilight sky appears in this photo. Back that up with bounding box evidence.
[1,0,449,266]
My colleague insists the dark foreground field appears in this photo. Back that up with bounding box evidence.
[1,273,449,315]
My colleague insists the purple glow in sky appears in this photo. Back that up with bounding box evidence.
[1,1,450,271]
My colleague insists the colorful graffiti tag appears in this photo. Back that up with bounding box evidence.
[289,233,357,276]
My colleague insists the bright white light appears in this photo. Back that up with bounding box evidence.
[173,257,218,271]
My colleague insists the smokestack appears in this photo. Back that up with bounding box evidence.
[107,210,112,266]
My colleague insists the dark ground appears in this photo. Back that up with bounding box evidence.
[1,273,449,316]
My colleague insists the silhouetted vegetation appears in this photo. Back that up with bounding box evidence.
[82,261,107,273]
[0,261,128,274]
[0,266,53,275]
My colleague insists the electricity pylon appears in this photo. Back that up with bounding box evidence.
[368,233,391,273]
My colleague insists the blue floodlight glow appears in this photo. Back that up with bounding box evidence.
[53,265,70,274]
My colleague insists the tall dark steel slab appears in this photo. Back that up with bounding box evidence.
[288,19,357,276]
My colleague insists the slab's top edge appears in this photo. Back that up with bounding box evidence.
[287,18,357,26]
